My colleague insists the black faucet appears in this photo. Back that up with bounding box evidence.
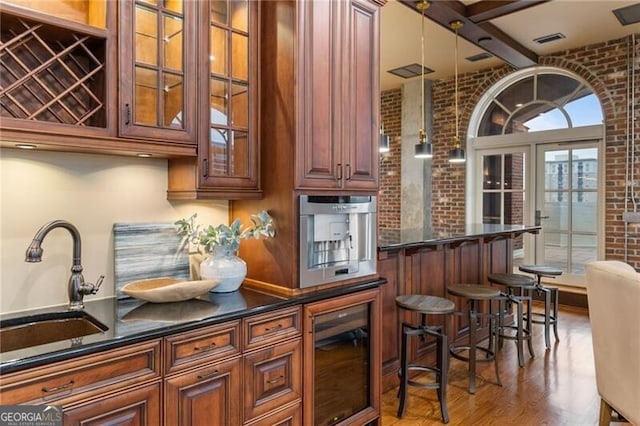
[25,220,103,310]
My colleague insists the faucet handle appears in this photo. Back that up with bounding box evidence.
[90,275,105,294]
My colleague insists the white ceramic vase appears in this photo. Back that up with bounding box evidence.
[199,245,247,292]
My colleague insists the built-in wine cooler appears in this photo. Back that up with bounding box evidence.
[304,288,381,426]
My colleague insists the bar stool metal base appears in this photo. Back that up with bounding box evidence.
[488,273,536,367]
[396,295,454,423]
[518,265,563,349]
[447,284,503,394]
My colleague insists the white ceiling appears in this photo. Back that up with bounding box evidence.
[380,0,640,91]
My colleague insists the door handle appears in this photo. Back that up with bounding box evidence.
[535,210,549,226]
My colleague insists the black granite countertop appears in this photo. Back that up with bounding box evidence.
[378,223,541,251]
[0,280,383,374]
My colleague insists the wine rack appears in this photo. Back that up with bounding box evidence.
[0,12,107,127]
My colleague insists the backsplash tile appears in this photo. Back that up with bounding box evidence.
[113,223,189,298]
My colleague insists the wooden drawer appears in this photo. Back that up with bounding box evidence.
[164,320,241,375]
[245,401,302,426]
[62,381,161,426]
[165,356,242,426]
[243,307,301,351]
[0,339,161,406]
[243,338,302,422]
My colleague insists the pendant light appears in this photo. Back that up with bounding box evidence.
[448,20,466,163]
[379,124,390,153]
[414,0,432,159]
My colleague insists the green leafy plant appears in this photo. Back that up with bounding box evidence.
[175,210,275,254]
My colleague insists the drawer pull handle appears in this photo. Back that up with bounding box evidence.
[42,380,74,394]
[264,323,283,333]
[266,375,284,384]
[197,369,220,380]
[194,342,217,352]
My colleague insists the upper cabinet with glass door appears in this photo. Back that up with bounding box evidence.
[199,0,259,193]
[119,0,196,143]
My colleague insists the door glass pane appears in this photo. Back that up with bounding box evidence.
[231,83,248,128]
[571,234,596,274]
[504,153,524,190]
[231,131,249,176]
[210,79,228,125]
[211,0,228,24]
[313,304,370,426]
[164,0,182,14]
[135,6,158,66]
[483,193,500,224]
[210,26,227,75]
[230,0,248,32]
[134,67,158,125]
[543,231,568,271]
[572,148,598,189]
[210,128,228,175]
[163,73,183,128]
[545,151,569,190]
[231,32,248,81]
[483,155,501,190]
[543,191,568,231]
[572,192,597,233]
[163,15,183,71]
[504,192,524,225]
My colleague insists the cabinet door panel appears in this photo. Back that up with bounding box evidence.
[165,357,242,426]
[344,0,379,190]
[62,381,161,426]
[296,0,341,189]
[243,338,302,422]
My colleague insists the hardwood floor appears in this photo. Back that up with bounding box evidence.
[381,305,601,425]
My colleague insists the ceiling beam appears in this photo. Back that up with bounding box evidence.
[466,0,550,24]
[399,0,542,69]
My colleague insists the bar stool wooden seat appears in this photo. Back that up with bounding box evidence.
[518,264,563,349]
[487,273,536,367]
[395,294,455,423]
[447,284,502,394]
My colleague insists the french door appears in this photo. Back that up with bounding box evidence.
[535,142,600,284]
[476,146,533,267]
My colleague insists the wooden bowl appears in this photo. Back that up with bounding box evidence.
[121,277,220,303]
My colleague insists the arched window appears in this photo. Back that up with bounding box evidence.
[477,72,603,136]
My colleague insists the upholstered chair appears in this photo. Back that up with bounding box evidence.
[585,260,640,425]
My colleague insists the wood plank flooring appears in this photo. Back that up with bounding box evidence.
[381,305,601,425]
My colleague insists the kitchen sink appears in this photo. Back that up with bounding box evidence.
[0,310,108,353]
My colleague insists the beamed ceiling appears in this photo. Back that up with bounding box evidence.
[381,0,640,90]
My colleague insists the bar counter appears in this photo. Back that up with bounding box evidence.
[377,223,540,391]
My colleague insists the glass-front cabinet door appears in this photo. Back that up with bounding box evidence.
[198,0,259,193]
[119,0,196,142]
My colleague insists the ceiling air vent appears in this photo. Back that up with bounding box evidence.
[387,63,434,79]
[466,52,493,63]
[533,33,566,45]
[613,3,640,26]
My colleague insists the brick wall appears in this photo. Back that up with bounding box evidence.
[379,88,402,230]
[380,35,640,269]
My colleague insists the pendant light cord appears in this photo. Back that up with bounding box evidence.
[454,23,460,147]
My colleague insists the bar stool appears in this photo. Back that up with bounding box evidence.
[447,284,502,394]
[487,273,536,367]
[518,264,563,349]
[396,294,455,423]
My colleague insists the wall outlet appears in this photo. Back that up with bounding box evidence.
[622,211,640,223]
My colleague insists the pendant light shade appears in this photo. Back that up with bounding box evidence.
[414,0,432,159]
[379,125,390,153]
[414,129,432,158]
[448,20,466,164]
[448,146,466,163]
